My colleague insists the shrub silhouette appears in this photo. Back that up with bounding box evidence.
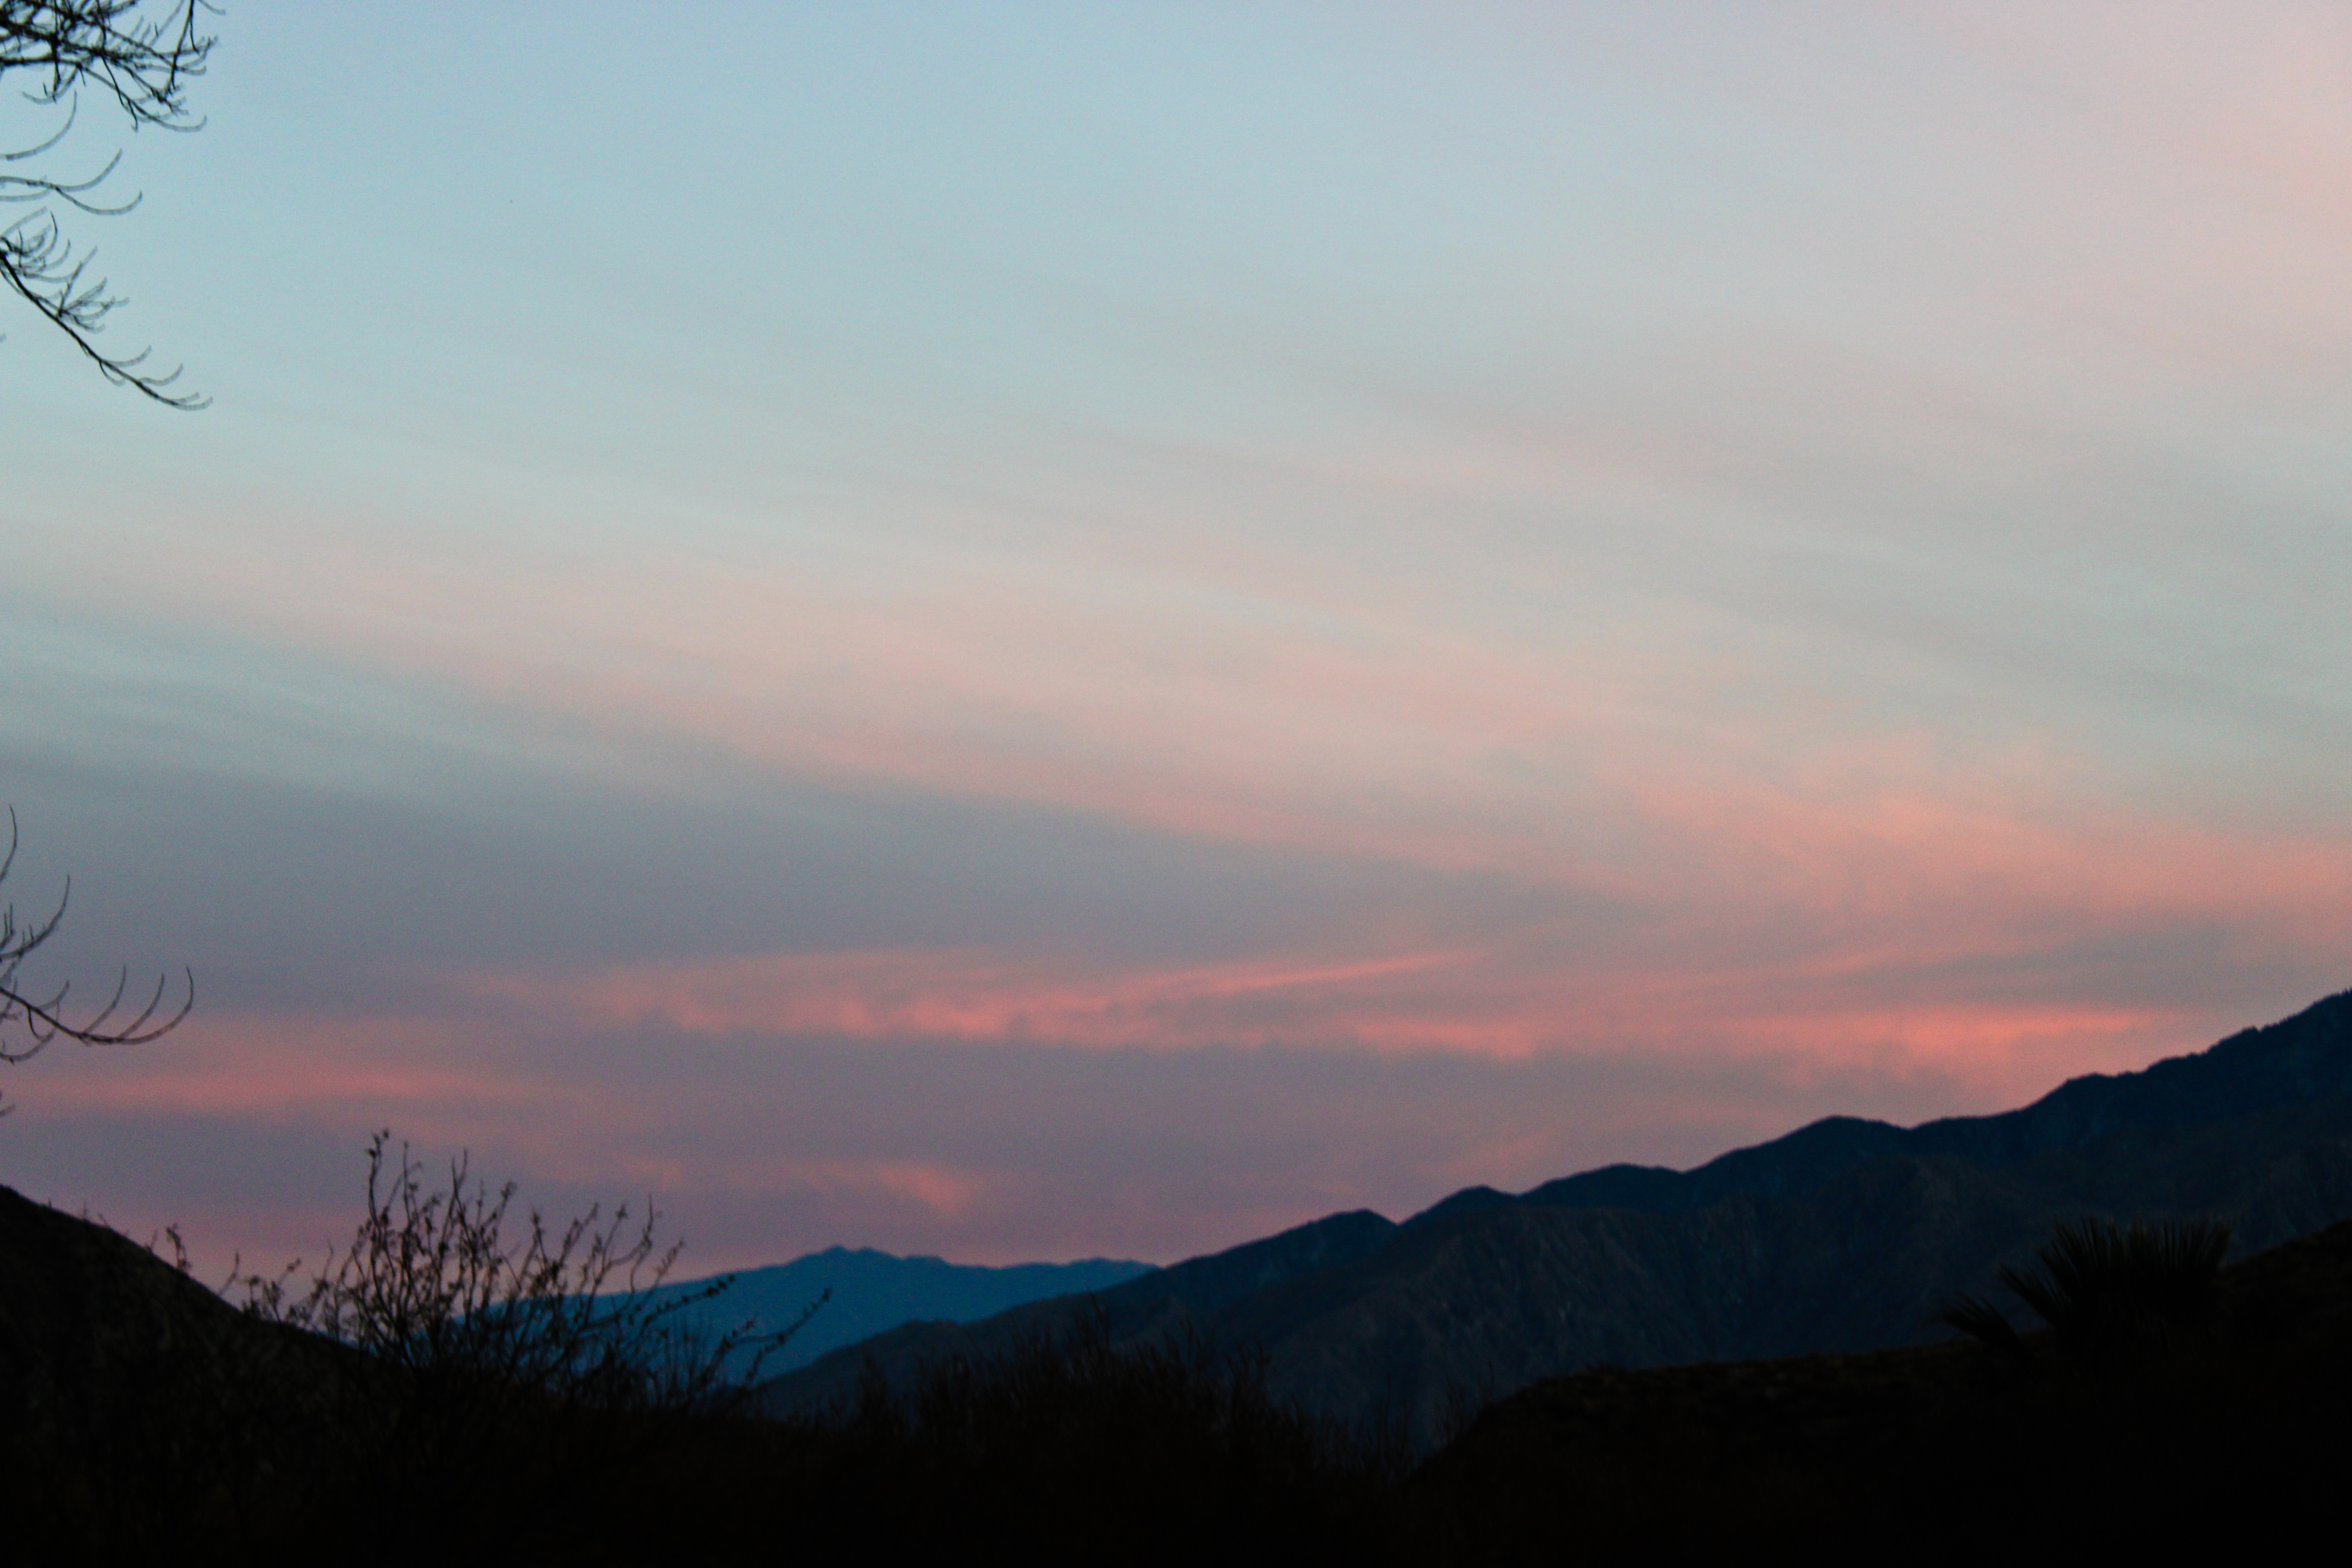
[229,1131,822,1546]
[1941,1215,2233,1363]
[238,1129,812,1412]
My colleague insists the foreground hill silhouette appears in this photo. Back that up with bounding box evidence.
[0,1185,356,1542]
[0,1180,1395,1554]
[12,990,2352,1552]
[7,1174,2352,1553]
[760,989,2352,1439]
[1406,1213,2352,1553]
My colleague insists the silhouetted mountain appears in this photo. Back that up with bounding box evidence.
[13,1164,2344,1552]
[758,1208,1396,1414]
[1490,987,2352,1218]
[1228,1093,2352,1436]
[0,1185,351,1542]
[634,1247,1155,1374]
[758,989,2352,1440]
[0,1190,1398,1554]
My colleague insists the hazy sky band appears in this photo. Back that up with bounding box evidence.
[2,3,2347,1272]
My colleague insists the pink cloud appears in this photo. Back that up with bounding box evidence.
[769,1159,997,1220]
[465,948,1477,1053]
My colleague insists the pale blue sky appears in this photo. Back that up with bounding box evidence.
[3,3,2348,1272]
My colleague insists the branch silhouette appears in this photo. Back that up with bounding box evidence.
[0,808,192,1109]
[0,1,216,406]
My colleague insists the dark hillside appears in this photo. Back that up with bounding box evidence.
[1412,1215,2352,1552]
[759,1206,1394,1416]
[0,1187,347,1544]
[0,1188,1396,1556]
[1224,1093,2352,1438]
[14,1175,2347,1554]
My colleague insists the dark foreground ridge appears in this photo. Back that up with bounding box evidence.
[7,1177,2352,1554]
[760,989,2352,1440]
[1410,1213,2352,1553]
[0,1180,1402,1555]
[11,989,2352,1552]
[0,1185,343,1489]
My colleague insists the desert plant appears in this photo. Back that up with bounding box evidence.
[1940,1214,2233,1363]
[226,1129,826,1544]
[238,1130,820,1414]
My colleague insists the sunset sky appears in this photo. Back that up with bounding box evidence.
[3,3,2348,1275]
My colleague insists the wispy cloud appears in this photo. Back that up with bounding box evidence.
[4,2,2348,1271]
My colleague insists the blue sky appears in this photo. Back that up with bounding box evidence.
[3,3,2349,1272]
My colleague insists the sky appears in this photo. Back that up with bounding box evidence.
[2,2,2348,1276]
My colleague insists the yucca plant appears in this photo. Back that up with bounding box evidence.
[1940,1215,2233,1363]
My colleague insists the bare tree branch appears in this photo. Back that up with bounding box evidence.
[0,1,216,406]
[0,808,194,1111]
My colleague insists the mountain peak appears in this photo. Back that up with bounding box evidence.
[1422,988,2352,1221]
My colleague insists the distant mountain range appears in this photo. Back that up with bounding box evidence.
[12,1014,2348,1547]
[637,1248,1156,1376]
[758,988,2352,1440]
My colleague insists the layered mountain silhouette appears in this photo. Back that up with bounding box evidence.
[15,1021,2352,1550]
[11,990,2352,1547]
[637,1248,1155,1375]
[757,988,2352,1439]
[1405,1213,2352,1553]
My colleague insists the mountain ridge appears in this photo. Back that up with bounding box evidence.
[633,1245,1157,1375]
[758,987,2352,1436]
[1477,987,2352,1218]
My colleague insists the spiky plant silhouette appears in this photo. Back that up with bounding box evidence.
[1940,1215,2233,1363]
